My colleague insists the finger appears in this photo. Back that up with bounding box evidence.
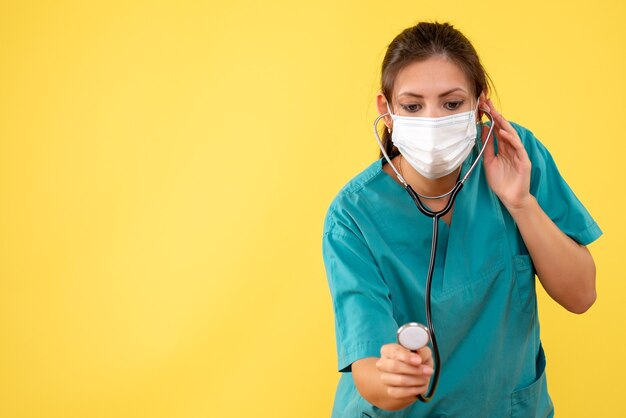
[496,127,525,151]
[381,344,422,366]
[494,128,526,165]
[376,356,425,376]
[496,129,532,170]
[486,101,523,151]
[487,99,515,132]
[416,346,433,367]
[386,384,430,400]
[484,102,524,158]
[486,103,511,141]
[380,371,432,387]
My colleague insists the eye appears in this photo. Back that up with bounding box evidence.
[400,104,421,113]
[445,100,464,110]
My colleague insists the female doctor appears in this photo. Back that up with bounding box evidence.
[321,21,602,417]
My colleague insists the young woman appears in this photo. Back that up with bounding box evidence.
[321,21,601,417]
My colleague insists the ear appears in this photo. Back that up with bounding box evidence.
[476,90,489,122]
[376,92,393,131]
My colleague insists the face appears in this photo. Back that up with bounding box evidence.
[377,55,486,129]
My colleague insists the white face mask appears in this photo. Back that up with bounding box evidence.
[387,97,480,180]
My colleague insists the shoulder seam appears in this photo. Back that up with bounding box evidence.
[339,159,383,196]
[322,159,383,237]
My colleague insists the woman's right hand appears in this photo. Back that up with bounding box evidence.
[375,343,434,400]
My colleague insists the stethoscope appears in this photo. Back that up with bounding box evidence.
[372,102,495,402]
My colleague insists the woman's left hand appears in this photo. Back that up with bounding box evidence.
[481,98,533,212]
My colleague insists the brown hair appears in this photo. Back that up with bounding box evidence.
[379,21,497,159]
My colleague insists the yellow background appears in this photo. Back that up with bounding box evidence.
[1,1,624,417]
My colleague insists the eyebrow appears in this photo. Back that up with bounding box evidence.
[398,87,467,98]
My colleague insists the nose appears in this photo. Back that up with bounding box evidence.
[423,105,445,118]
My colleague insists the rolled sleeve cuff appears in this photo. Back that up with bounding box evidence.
[338,341,390,373]
[569,221,603,246]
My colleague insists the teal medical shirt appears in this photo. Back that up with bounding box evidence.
[321,121,602,418]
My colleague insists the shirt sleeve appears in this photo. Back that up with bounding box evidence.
[322,208,398,373]
[511,121,603,246]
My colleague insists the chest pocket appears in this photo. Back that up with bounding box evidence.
[512,254,537,314]
[434,172,509,298]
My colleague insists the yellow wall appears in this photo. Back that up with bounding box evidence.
[1,1,624,417]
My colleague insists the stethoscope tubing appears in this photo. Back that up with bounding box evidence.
[373,106,496,402]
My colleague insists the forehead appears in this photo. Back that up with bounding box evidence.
[394,56,471,97]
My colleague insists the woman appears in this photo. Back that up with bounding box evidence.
[321,21,601,417]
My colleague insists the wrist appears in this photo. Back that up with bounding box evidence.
[504,194,537,218]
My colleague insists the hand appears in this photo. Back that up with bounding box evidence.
[375,343,434,400]
[481,98,533,212]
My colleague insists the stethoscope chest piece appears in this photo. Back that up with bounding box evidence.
[397,322,430,351]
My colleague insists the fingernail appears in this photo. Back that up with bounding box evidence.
[422,366,433,375]
[411,355,421,365]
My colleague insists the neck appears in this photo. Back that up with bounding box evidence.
[400,155,461,198]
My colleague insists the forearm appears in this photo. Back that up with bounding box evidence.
[507,196,597,313]
[352,357,416,411]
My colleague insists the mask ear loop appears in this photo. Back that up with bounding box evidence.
[459,99,495,185]
[386,100,394,118]
[464,96,481,134]
[374,111,407,184]
[373,96,407,186]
